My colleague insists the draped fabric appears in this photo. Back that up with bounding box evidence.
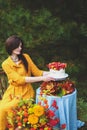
[36,88,84,130]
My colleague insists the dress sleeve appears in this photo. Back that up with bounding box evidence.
[24,54,43,76]
[2,62,26,85]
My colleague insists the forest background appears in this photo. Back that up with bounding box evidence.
[0,0,87,123]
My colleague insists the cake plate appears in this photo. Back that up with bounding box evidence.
[48,73,68,81]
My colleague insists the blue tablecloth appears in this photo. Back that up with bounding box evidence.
[36,88,84,130]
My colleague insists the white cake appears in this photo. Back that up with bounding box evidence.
[49,68,68,79]
[47,61,68,79]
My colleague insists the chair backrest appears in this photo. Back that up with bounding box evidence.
[0,69,8,99]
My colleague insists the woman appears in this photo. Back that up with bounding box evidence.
[0,35,54,130]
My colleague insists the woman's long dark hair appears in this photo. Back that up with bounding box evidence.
[5,35,28,72]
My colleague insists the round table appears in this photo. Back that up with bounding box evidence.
[36,88,77,130]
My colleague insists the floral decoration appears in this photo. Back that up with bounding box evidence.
[38,96,67,130]
[6,98,61,130]
[47,62,67,70]
[40,80,75,96]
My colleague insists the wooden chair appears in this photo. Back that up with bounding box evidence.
[0,69,8,99]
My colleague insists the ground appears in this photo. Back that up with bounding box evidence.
[78,122,87,130]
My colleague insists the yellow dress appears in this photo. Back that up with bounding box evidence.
[0,53,43,130]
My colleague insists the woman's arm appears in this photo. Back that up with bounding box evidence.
[25,75,55,83]
[25,69,54,83]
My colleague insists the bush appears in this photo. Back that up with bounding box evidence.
[77,98,87,122]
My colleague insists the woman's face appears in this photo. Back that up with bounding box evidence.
[12,43,22,55]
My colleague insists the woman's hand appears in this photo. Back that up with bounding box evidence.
[42,75,55,82]
[43,71,50,76]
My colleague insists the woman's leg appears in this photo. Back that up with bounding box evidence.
[0,105,8,130]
